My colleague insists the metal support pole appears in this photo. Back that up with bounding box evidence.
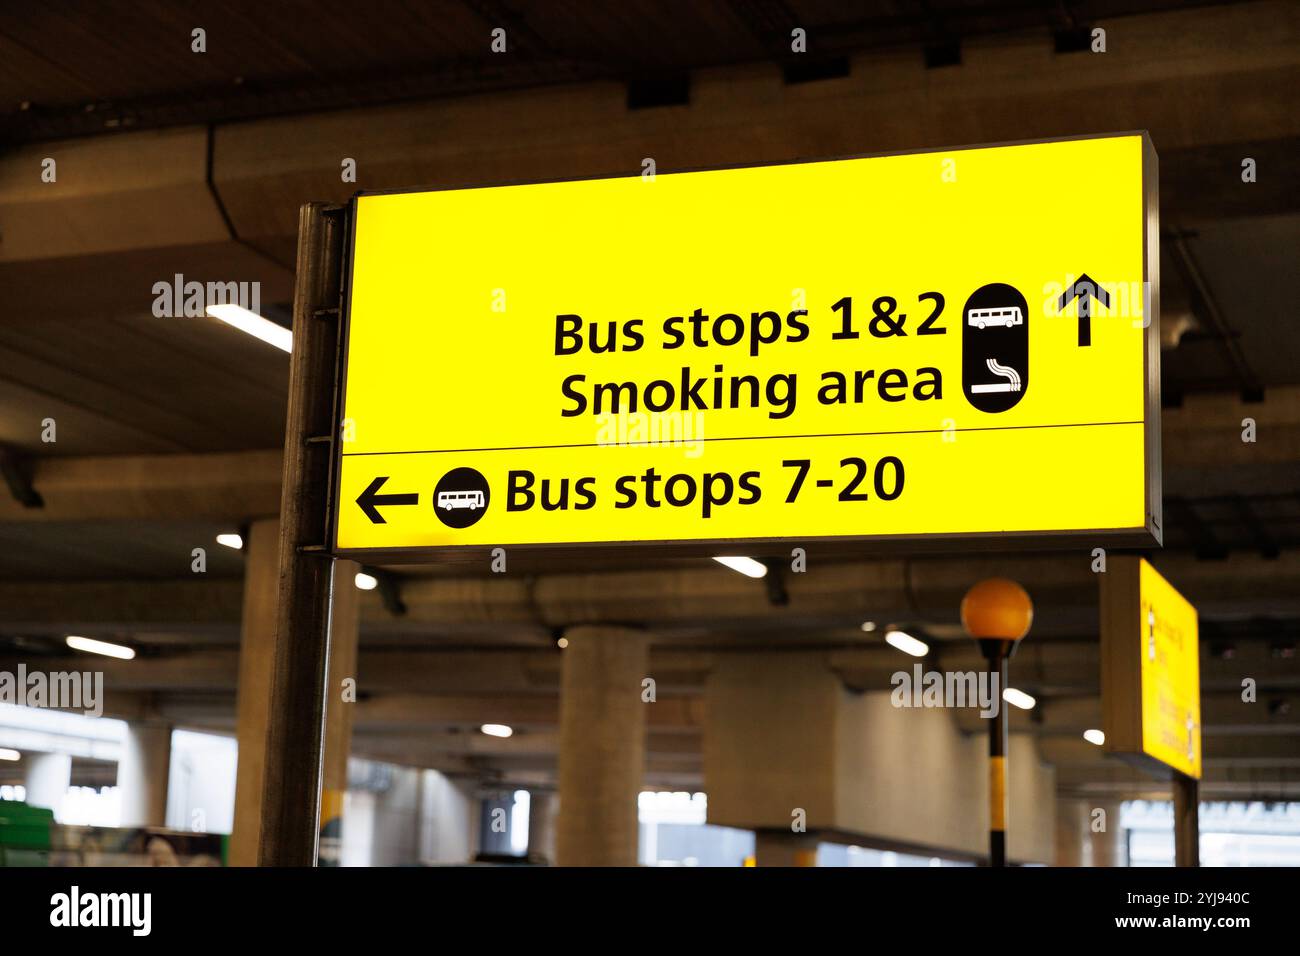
[981,640,1011,867]
[1172,772,1200,867]
[257,202,346,866]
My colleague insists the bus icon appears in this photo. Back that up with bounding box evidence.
[433,467,490,529]
[437,489,485,511]
[967,306,1023,329]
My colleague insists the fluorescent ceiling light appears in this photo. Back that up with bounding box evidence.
[0,748,19,762]
[860,621,878,632]
[354,571,379,591]
[480,724,514,738]
[66,635,135,661]
[884,629,929,657]
[216,533,244,550]
[206,304,292,352]
[1083,728,1105,746]
[1003,687,1036,710]
[712,556,768,578]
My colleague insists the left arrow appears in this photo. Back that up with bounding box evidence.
[356,476,419,524]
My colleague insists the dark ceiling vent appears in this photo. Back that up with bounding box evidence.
[924,41,962,69]
[626,74,691,110]
[783,56,851,85]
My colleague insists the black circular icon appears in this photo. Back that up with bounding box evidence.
[961,282,1030,414]
[433,467,490,529]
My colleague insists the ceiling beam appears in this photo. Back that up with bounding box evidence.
[0,449,282,522]
[1,548,1297,633]
[0,578,242,630]
[1056,765,1300,801]
[1041,733,1300,768]
[2,2,1295,322]
[11,643,1295,729]
[350,693,704,732]
[954,690,1300,735]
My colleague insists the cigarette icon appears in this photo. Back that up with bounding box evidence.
[970,358,1023,394]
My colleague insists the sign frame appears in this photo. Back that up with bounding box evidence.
[329,132,1161,564]
[1100,555,1201,780]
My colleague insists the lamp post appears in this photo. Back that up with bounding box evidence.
[961,578,1033,867]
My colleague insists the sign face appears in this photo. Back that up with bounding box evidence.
[334,133,1159,557]
[1101,557,1201,779]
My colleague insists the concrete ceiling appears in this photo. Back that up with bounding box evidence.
[1,1,1231,142]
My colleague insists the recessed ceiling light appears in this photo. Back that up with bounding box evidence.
[884,629,929,657]
[712,556,767,578]
[480,724,513,738]
[1003,687,1036,710]
[206,303,292,352]
[66,635,135,660]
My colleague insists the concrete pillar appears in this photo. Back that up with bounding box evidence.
[555,625,648,867]
[1086,799,1127,866]
[417,769,475,865]
[230,517,279,866]
[754,830,818,867]
[368,765,424,866]
[319,558,361,866]
[23,752,71,816]
[1055,797,1127,866]
[116,721,172,827]
[1054,797,1085,866]
[527,790,557,864]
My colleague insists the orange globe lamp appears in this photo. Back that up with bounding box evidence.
[961,578,1033,644]
[962,578,1033,868]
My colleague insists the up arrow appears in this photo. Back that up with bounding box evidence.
[1058,273,1111,347]
[356,476,418,524]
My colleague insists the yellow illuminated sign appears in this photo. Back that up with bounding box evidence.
[1138,559,1201,777]
[1101,557,1201,779]
[335,134,1159,555]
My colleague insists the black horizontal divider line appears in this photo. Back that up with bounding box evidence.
[339,419,1144,458]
